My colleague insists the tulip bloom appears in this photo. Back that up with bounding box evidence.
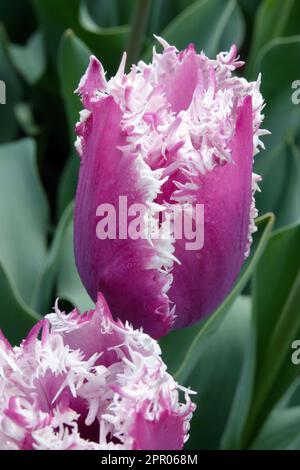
[0,295,195,450]
[74,38,267,338]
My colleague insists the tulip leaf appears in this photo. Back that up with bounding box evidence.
[223,221,300,449]
[0,263,40,346]
[240,221,300,447]
[9,31,46,84]
[57,31,89,216]
[82,0,138,29]
[58,30,92,142]
[30,203,74,313]
[238,0,261,21]
[57,155,80,217]
[0,139,49,307]
[220,304,257,449]
[143,0,245,60]
[146,0,179,38]
[252,37,300,226]
[14,102,40,137]
[251,407,300,450]
[186,295,252,450]
[32,0,129,74]
[271,138,300,228]
[247,0,300,76]
[173,0,197,10]
[56,213,94,312]
[254,142,290,228]
[278,377,300,409]
[118,0,137,25]
[253,37,300,153]
[83,0,120,27]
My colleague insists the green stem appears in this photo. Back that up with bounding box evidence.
[126,0,152,68]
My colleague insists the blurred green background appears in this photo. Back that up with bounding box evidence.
[0,0,300,450]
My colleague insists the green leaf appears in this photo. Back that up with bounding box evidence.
[32,0,129,74]
[238,0,262,21]
[277,377,300,409]
[254,37,300,152]
[255,143,288,227]
[0,139,49,306]
[57,31,88,216]
[272,138,300,227]
[184,296,252,450]
[30,203,74,313]
[251,407,300,450]
[82,0,137,28]
[242,221,300,447]
[254,136,300,229]
[58,30,92,142]
[174,0,198,10]
[247,0,300,75]
[84,0,120,27]
[9,31,46,84]
[253,37,300,226]
[146,0,179,38]
[221,300,257,449]
[0,263,40,346]
[143,0,245,60]
[57,155,79,217]
[118,0,136,25]
[15,102,40,136]
[56,214,94,312]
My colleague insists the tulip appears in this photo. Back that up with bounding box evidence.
[74,38,267,338]
[0,294,195,450]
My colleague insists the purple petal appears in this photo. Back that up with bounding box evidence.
[170,96,254,328]
[75,77,173,339]
[163,44,200,113]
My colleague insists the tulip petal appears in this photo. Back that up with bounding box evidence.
[163,44,200,113]
[132,409,191,450]
[76,55,107,109]
[75,70,174,338]
[50,294,124,367]
[170,96,254,328]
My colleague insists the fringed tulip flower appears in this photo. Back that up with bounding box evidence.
[74,38,268,338]
[0,295,195,450]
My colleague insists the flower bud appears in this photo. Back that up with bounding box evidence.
[74,39,267,338]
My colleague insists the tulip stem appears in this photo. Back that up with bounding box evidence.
[126,0,152,69]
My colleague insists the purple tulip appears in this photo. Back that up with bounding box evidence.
[74,38,267,338]
[0,295,195,450]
